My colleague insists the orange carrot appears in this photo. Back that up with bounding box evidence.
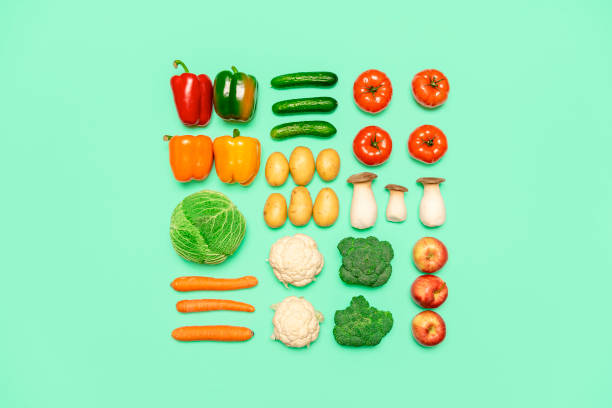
[170,276,258,292]
[171,325,254,342]
[176,299,255,313]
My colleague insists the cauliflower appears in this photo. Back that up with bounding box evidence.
[268,234,324,288]
[271,296,324,348]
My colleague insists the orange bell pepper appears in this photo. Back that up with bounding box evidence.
[213,129,261,186]
[164,135,214,182]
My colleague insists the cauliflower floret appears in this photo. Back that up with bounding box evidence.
[268,234,324,288]
[271,296,324,348]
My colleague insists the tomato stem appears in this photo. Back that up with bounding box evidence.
[370,136,381,151]
[424,137,435,147]
[428,76,445,88]
[364,85,382,95]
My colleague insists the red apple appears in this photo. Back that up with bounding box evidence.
[411,275,448,308]
[412,237,448,273]
[412,310,446,347]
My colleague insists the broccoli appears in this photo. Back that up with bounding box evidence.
[337,236,394,287]
[333,296,393,346]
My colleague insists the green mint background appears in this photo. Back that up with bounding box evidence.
[2,0,611,407]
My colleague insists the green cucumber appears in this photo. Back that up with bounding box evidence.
[271,72,338,88]
[272,97,338,114]
[270,121,337,140]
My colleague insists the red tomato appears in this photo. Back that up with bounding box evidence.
[353,69,393,113]
[412,69,449,108]
[408,125,448,164]
[353,126,393,166]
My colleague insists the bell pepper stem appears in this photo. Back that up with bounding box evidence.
[233,129,240,138]
[231,66,239,74]
[163,135,172,141]
[173,60,189,73]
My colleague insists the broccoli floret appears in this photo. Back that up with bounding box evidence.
[337,236,394,287]
[333,296,393,346]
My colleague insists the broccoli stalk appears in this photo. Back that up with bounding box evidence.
[333,296,393,346]
[337,236,394,287]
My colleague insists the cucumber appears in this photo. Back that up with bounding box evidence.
[270,121,337,140]
[271,72,338,88]
[272,97,338,114]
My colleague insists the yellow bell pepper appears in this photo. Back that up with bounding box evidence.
[213,129,261,186]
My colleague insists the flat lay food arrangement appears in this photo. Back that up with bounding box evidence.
[7,3,612,406]
[165,60,451,348]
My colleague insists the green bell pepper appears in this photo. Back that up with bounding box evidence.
[213,66,257,122]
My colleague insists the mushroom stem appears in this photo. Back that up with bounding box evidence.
[385,184,408,223]
[347,172,378,229]
[417,178,446,227]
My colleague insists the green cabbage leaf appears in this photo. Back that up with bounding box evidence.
[170,190,246,264]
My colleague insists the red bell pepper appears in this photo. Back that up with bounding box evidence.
[170,59,213,127]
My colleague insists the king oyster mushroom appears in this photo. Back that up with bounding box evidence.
[417,177,446,227]
[385,184,408,222]
[347,172,378,229]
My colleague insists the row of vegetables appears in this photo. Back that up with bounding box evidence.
[170,61,448,129]
[166,61,452,347]
[164,126,446,185]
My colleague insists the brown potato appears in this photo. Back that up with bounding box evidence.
[315,148,340,181]
[313,188,339,227]
[288,186,312,226]
[289,146,315,186]
[264,193,287,228]
[265,152,289,186]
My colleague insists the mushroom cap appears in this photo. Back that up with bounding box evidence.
[347,172,378,184]
[417,177,445,185]
[385,184,408,192]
